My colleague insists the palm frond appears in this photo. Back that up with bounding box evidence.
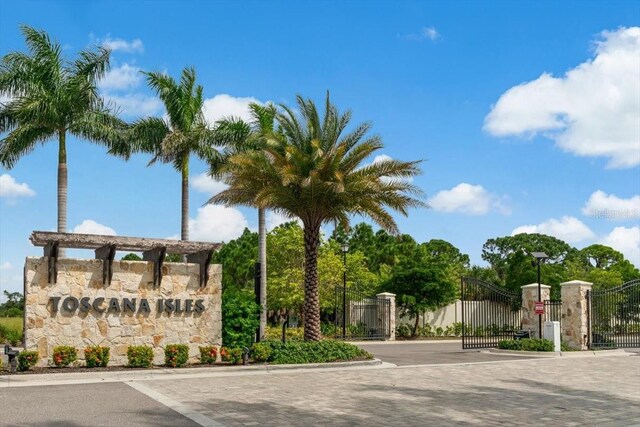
[0,123,54,168]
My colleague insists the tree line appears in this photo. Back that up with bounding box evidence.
[1,26,422,341]
[215,222,639,333]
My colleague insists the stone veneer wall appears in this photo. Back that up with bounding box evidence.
[560,280,592,350]
[521,283,550,339]
[24,257,221,366]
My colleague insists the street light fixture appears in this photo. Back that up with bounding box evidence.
[341,243,349,338]
[531,251,549,339]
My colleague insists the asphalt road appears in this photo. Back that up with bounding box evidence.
[0,382,198,427]
[357,340,535,365]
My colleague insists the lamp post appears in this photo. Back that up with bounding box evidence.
[531,251,549,339]
[341,243,349,338]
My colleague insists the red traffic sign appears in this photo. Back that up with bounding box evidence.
[535,301,545,315]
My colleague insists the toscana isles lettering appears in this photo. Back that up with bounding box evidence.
[49,297,205,315]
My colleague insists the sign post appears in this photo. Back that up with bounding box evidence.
[535,301,545,315]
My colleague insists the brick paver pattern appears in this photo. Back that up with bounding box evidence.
[145,356,640,426]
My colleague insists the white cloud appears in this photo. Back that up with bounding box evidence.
[370,154,414,183]
[202,94,261,125]
[0,174,35,198]
[104,93,163,118]
[512,216,595,243]
[101,37,144,53]
[72,220,116,235]
[484,27,640,168]
[582,190,640,220]
[192,173,228,196]
[189,205,248,242]
[0,262,11,270]
[99,63,142,91]
[266,210,299,231]
[429,183,510,215]
[404,26,441,41]
[600,226,640,267]
[0,95,12,105]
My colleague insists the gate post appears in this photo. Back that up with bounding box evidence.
[521,283,550,339]
[377,292,396,341]
[560,280,592,350]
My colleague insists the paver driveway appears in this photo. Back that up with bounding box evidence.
[1,354,638,426]
[138,355,639,426]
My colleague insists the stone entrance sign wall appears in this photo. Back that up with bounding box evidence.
[24,257,222,366]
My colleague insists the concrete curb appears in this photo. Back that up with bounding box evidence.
[487,348,631,358]
[0,358,384,388]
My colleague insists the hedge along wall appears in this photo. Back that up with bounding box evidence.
[24,257,222,366]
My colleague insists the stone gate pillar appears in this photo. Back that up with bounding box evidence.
[377,292,396,341]
[560,280,592,350]
[521,283,550,338]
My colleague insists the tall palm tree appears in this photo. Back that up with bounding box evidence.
[211,103,278,340]
[210,94,424,341]
[130,67,219,242]
[0,25,125,242]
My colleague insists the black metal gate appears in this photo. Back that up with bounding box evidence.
[544,300,562,326]
[589,279,640,349]
[334,287,391,340]
[461,277,523,349]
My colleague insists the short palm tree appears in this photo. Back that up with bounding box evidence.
[130,67,219,241]
[211,103,278,339]
[0,25,126,238]
[211,94,424,340]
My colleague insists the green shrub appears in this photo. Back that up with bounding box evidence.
[452,322,463,337]
[5,329,22,346]
[396,324,412,338]
[498,338,554,352]
[222,290,260,349]
[52,346,77,367]
[417,324,433,337]
[320,323,337,336]
[84,346,110,368]
[221,347,244,364]
[199,345,219,364]
[164,344,189,367]
[251,342,272,362]
[265,326,304,341]
[127,345,154,368]
[255,340,372,365]
[0,357,3,371]
[17,350,39,371]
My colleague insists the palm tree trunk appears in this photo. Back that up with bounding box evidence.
[303,221,322,341]
[57,130,67,258]
[180,156,189,263]
[181,156,189,241]
[258,208,267,340]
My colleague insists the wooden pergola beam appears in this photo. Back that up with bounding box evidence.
[30,231,222,254]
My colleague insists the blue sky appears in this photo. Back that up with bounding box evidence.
[1,1,639,297]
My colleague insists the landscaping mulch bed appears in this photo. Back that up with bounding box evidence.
[0,356,373,376]
[0,363,237,375]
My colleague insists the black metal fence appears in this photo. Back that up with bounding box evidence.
[461,277,523,349]
[589,279,640,349]
[544,300,562,326]
[334,287,391,340]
